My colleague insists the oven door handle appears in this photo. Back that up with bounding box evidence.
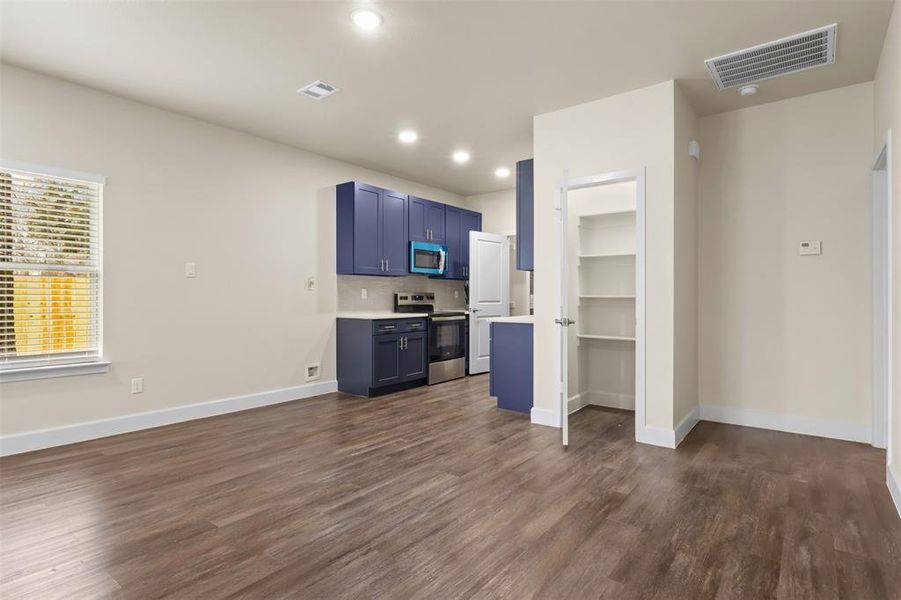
[431,316,465,322]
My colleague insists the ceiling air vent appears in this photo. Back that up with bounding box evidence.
[705,24,837,90]
[297,80,340,100]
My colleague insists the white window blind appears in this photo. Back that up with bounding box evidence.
[1,166,103,368]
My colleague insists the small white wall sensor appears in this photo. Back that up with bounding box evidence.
[799,240,822,256]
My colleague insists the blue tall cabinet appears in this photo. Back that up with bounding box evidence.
[337,182,408,276]
[516,159,534,271]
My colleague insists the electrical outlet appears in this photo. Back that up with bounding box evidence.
[306,276,316,292]
[305,363,321,382]
[361,288,368,300]
[131,377,144,394]
[454,290,459,299]
[184,262,196,278]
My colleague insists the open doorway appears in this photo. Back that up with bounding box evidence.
[872,131,892,459]
[556,169,646,447]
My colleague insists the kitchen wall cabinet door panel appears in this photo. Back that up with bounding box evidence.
[516,159,534,271]
[409,196,446,244]
[382,190,409,276]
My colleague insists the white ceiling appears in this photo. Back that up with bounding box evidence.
[0,1,893,195]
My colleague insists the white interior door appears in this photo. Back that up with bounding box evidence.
[557,179,570,447]
[468,231,509,374]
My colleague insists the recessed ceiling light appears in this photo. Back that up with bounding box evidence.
[495,167,510,178]
[738,84,759,97]
[398,130,418,144]
[452,150,470,164]
[351,8,382,31]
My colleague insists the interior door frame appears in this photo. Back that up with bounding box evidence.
[556,168,647,445]
[871,129,893,460]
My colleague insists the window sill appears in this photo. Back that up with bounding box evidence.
[0,360,111,383]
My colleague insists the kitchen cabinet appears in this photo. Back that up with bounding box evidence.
[516,159,534,271]
[337,182,408,276]
[444,205,482,280]
[337,317,429,396]
[409,196,446,244]
[489,319,533,413]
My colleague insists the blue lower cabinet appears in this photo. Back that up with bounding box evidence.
[489,321,533,413]
[337,318,429,397]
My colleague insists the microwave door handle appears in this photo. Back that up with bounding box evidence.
[439,249,446,273]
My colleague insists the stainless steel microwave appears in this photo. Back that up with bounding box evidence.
[409,241,447,275]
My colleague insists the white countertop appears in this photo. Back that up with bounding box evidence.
[337,311,429,320]
[336,310,469,320]
[489,315,534,324]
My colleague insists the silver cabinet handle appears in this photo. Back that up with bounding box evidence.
[380,259,384,271]
[385,258,389,271]
[402,336,408,349]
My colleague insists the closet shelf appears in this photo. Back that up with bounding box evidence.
[579,209,636,219]
[577,334,636,342]
[578,252,636,259]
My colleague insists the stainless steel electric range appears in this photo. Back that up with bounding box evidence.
[394,292,467,385]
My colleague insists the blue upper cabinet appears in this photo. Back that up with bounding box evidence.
[445,205,482,279]
[382,190,408,275]
[409,196,446,244]
[516,159,534,271]
[337,182,409,276]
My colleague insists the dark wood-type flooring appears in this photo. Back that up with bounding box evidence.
[1,375,899,599]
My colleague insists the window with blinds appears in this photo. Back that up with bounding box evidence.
[1,166,103,368]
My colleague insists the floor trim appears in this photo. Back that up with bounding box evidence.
[675,404,700,447]
[0,380,338,456]
[531,406,560,428]
[699,404,871,444]
[889,464,901,520]
[635,425,675,448]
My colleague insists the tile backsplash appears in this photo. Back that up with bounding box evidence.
[338,275,467,312]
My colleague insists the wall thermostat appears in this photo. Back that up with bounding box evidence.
[799,240,822,256]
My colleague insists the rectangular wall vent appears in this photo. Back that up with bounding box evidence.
[297,80,340,100]
[705,24,837,90]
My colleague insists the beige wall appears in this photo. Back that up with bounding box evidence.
[465,188,531,316]
[465,188,516,236]
[533,81,677,435]
[874,2,900,472]
[674,83,699,428]
[698,82,874,439]
[0,64,468,436]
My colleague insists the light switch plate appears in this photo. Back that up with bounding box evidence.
[306,276,316,292]
[799,240,822,256]
[184,262,197,278]
[361,287,368,300]
[131,377,144,394]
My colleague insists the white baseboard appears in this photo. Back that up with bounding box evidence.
[635,425,675,448]
[568,392,589,414]
[531,407,560,428]
[699,405,871,444]
[674,405,700,447]
[587,390,635,410]
[0,380,338,456]
[889,464,901,520]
